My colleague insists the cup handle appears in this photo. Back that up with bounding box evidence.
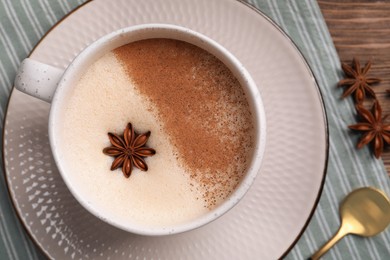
[14,58,64,103]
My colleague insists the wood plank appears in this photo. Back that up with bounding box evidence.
[318,1,390,175]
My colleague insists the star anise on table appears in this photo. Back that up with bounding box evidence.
[349,100,390,158]
[338,58,381,103]
[103,123,156,178]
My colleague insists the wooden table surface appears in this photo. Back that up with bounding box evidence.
[318,0,390,175]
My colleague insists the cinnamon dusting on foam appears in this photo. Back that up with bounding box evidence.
[114,39,254,208]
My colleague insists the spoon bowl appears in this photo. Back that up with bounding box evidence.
[311,187,390,260]
[341,187,390,237]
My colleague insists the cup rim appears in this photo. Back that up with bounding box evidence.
[49,23,266,236]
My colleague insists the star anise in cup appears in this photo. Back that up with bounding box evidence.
[338,58,381,103]
[349,101,390,158]
[103,123,156,178]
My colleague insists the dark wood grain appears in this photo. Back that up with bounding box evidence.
[318,0,390,175]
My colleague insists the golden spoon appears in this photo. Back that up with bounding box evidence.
[311,187,390,260]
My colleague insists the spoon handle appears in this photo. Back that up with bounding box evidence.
[311,225,348,260]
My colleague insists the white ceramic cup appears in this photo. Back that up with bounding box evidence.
[14,24,266,236]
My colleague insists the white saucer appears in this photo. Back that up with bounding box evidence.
[3,0,328,259]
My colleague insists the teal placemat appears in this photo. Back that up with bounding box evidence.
[1,0,389,259]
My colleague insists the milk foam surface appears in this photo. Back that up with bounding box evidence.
[60,53,208,227]
[114,39,255,209]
